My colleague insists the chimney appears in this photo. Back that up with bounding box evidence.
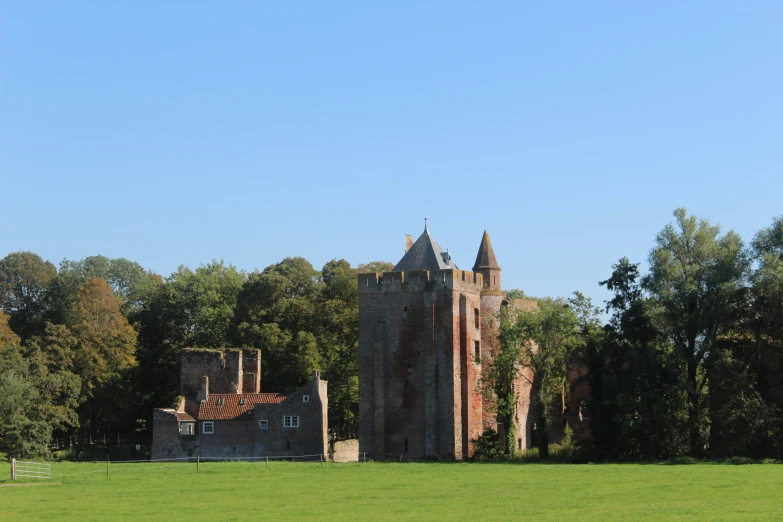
[197,376,209,402]
[312,369,320,381]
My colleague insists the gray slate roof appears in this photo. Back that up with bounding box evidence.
[393,227,458,272]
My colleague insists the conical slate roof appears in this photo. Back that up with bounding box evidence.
[393,223,458,272]
[473,230,499,270]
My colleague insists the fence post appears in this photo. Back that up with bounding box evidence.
[197,456,200,472]
[265,455,269,469]
[11,458,16,480]
[320,454,323,467]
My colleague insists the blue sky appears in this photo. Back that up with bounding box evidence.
[2,2,782,307]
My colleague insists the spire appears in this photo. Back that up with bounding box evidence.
[424,217,428,233]
[473,230,499,270]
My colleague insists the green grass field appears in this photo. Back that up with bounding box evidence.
[2,460,782,521]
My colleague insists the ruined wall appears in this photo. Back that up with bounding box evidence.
[242,350,261,393]
[180,349,249,397]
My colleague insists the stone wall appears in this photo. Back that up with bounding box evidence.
[332,439,359,463]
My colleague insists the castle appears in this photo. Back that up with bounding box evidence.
[358,222,535,460]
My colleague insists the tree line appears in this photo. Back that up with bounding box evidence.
[2,208,782,461]
[483,209,783,461]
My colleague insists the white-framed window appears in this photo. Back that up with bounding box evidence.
[303,395,310,403]
[202,421,214,434]
[258,420,268,429]
[283,416,300,428]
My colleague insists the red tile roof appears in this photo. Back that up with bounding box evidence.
[197,393,287,420]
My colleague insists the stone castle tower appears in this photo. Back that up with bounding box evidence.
[358,223,532,460]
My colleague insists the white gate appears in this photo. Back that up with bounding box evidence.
[11,459,51,480]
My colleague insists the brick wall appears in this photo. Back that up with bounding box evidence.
[358,269,483,460]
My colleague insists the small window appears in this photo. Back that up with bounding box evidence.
[202,421,214,434]
[239,398,246,406]
[303,395,310,403]
[259,420,268,429]
[283,416,300,428]
[286,440,291,450]
[474,341,480,363]
[217,397,224,406]
[474,309,480,329]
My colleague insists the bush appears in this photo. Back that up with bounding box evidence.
[471,429,503,461]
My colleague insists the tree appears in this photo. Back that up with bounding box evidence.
[588,258,689,460]
[487,298,580,458]
[69,277,137,439]
[645,208,749,456]
[50,255,159,324]
[0,252,57,338]
[0,319,80,459]
[232,258,321,392]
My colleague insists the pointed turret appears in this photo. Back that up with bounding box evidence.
[472,230,501,294]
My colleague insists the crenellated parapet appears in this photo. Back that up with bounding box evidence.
[358,269,483,294]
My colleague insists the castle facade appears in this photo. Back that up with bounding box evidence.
[358,224,533,460]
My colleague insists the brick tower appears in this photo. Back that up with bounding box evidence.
[358,223,490,460]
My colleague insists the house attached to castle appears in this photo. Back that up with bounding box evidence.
[152,348,328,460]
[358,222,536,460]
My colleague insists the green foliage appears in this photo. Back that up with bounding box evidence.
[0,251,57,338]
[589,257,689,461]
[50,256,159,323]
[645,208,749,456]
[509,298,581,459]
[0,326,81,459]
[471,429,503,461]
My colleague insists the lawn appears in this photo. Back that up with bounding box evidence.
[2,460,782,521]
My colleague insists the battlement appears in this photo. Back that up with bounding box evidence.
[358,269,483,293]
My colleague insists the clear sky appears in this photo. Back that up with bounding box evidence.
[2,2,782,307]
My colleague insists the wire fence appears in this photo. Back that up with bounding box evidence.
[8,453,367,480]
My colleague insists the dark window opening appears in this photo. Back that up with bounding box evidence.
[474,341,480,363]
[474,309,480,329]
[404,438,409,452]
[518,438,522,450]
[286,441,291,450]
